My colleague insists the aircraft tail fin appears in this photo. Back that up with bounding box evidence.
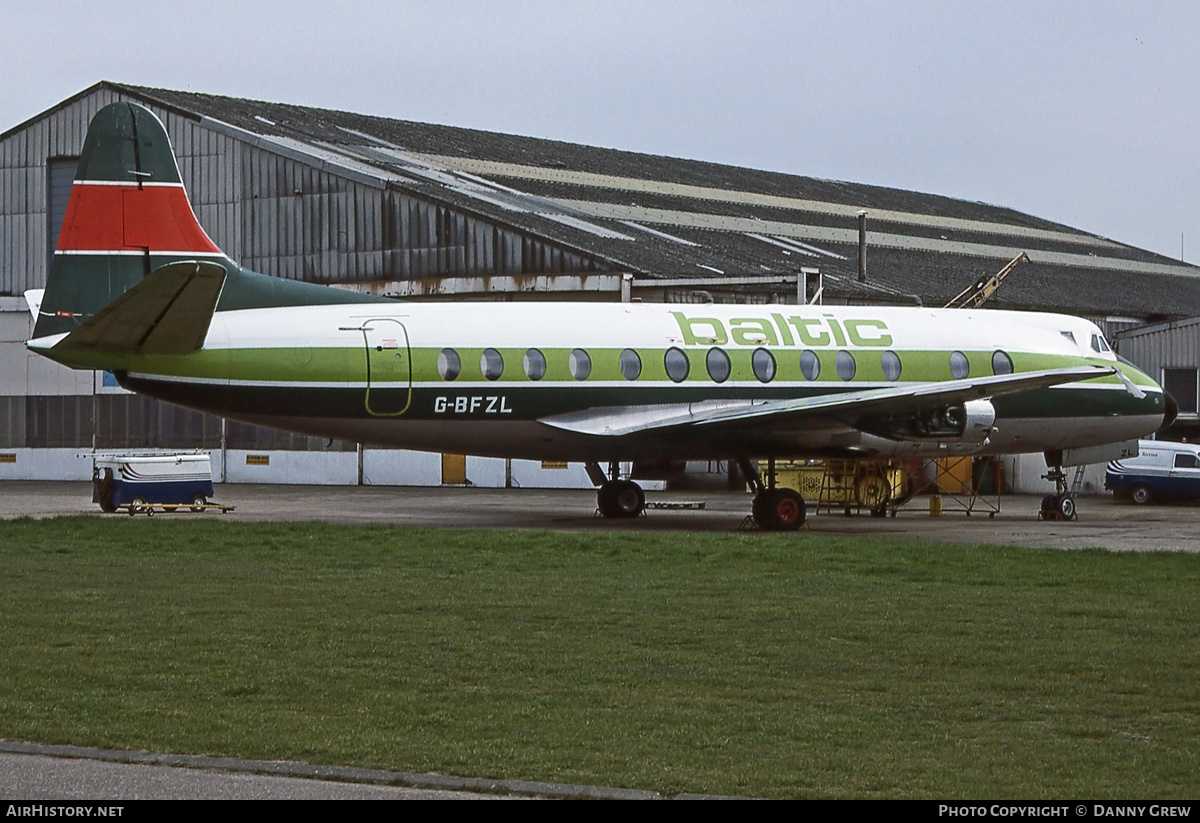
[32,102,230,342]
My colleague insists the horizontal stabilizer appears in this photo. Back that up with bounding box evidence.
[59,261,227,355]
[23,289,44,322]
[540,365,1117,437]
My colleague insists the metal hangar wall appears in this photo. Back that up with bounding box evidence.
[3,82,1199,486]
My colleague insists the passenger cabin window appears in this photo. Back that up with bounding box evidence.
[706,348,731,383]
[752,348,776,383]
[619,348,641,380]
[799,350,820,381]
[835,350,856,381]
[481,348,504,381]
[568,348,591,381]
[949,351,970,379]
[523,348,546,381]
[665,347,690,383]
[881,351,902,382]
[438,348,462,381]
[992,350,1014,375]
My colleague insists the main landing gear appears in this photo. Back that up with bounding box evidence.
[738,457,806,531]
[588,461,646,519]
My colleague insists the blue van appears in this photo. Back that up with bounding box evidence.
[1106,440,1200,504]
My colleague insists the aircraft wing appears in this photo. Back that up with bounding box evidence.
[55,261,226,355]
[539,365,1116,437]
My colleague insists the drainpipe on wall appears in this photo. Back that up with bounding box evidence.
[857,210,868,283]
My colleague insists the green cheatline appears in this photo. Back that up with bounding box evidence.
[2,517,1198,799]
[71,343,1133,386]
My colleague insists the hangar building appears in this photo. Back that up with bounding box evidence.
[2,82,1197,488]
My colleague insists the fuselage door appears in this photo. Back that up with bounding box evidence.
[362,318,412,416]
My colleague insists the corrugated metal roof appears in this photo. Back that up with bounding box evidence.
[410,154,1124,250]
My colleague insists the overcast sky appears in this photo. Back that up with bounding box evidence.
[4,0,1197,263]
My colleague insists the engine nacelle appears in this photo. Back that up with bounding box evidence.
[954,399,997,443]
[861,399,996,444]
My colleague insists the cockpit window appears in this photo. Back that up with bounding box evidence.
[1090,333,1111,353]
[1060,331,1076,344]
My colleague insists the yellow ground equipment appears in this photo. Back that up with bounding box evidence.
[766,459,913,517]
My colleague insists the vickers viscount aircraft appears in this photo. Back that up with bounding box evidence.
[25,103,1174,529]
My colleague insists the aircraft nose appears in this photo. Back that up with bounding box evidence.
[1159,391,1179,432]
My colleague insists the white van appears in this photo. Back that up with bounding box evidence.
[1106,440,1200,504]
[93,453,214,512]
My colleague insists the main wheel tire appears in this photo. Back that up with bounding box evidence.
[612,481,645,518]
[597,483,618,518]
[751,492,770,526]
[190,493,208,513]
[1130,484,1153,505]
[753,489,806,531]
[597,480,645,518]
[772,489,806,531]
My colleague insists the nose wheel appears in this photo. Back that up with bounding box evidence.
[1039,453,1078,521]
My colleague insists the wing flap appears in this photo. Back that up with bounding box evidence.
[540,365,1116,437]
[58,261,227,355]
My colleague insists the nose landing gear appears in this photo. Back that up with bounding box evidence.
[1039,452,1078,521]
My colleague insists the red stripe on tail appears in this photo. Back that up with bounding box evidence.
[55,183,221,254]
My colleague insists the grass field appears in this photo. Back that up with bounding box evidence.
[1,516,1197,798]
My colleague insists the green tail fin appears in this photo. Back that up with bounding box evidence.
[33,102,227,340]
[32,102,390,347]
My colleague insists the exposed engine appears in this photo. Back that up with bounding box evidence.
[860,399,997,444]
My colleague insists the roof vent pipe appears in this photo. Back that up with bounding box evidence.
[857,210,868,283]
